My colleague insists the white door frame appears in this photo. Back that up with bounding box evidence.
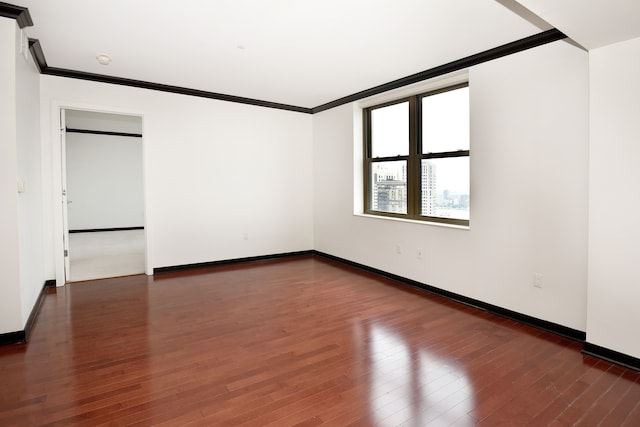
[51,100,152,286]
[60,108,70,279]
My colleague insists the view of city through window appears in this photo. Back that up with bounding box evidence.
[368,86,470,221]
[370,158,469,220]
[371,161,408,214]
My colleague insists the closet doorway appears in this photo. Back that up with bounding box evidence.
[61,109,145,282]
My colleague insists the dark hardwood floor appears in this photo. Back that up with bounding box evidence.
[1,255,639,426]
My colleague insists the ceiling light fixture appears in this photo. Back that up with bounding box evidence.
[96,54,112,65]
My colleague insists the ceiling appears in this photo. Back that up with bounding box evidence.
[514,0,640,50]
[8,1,640,110]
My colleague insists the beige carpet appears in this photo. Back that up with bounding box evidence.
[68,230,145,282]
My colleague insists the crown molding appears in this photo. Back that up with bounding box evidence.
[28,38,45,72]
[0,2,33,28]
[19,3,567,115]
[28,39,312,114]
[312,28,566,113]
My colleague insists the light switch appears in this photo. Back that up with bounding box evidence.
[17,180,25,193]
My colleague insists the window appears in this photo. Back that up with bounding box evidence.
[363,83,469,226]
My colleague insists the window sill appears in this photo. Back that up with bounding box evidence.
[354,213,470,230]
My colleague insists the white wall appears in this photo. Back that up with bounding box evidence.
[12,23,639,360]
[313,40,589,331]
[0,17,44,334]
[15,22,45,324]
[40,76,314,279]
[66,132,144,230]
[587,36,640,358]
[0,17,23,334]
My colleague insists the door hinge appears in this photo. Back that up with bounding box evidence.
[64,249,68,257]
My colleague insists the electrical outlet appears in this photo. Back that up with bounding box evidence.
[243,232,249,241]
[396,244,401,255]
[534,273,543,288]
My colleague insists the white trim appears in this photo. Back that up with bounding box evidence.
[353,70,470,227]
[49,100,151,286]
[353,213,470,230]
[355,70,469,109]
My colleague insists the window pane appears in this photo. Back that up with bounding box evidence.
[371,101,409,157]
[421,157,469,220]
[370,161,407,214]
[422,87,469,153]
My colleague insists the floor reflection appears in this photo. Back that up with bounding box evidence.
[367,323,475,426]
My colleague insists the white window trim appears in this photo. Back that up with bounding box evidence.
[353,70,470,227]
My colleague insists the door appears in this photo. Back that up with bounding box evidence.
[60,108,70,281]
[61,109,146,282]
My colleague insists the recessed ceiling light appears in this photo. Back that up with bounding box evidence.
[96,54,112,65]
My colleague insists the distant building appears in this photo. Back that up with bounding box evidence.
[421,160,437,216]
[372,164,407,213]
[374,179,407,213]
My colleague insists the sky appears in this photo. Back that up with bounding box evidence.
[370,86,469,193]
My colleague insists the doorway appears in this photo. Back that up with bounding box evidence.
[61,109,145,282]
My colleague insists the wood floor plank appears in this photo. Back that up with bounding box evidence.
[1,256,639,425]
[602,370,640,425]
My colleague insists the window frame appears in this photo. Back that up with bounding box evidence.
[363,82,470,226]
